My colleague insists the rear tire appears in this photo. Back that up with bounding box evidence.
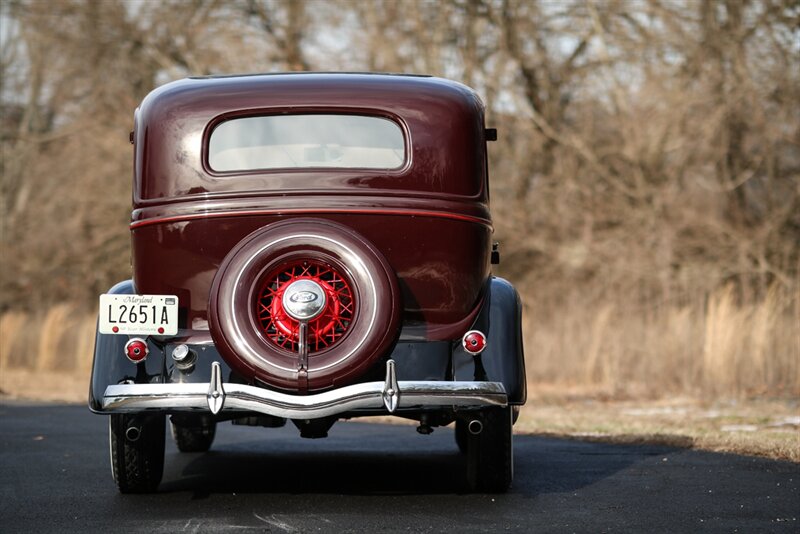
[465,406,514,493]
[109,413,165,493]
[171,421,216,453]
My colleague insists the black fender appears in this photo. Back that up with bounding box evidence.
[453,277,527,405]
[88,280,166,412]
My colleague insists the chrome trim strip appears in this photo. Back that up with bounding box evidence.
[101,361,506,419]
[130,208,493,231]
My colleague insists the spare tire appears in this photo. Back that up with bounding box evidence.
[209,218,401,393]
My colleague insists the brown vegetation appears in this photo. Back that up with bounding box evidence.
[525,284,799,398]
[1,1,798,399]
[514,395,800,462]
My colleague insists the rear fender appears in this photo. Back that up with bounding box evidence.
[88,280,166,412]
[453,277,527,405]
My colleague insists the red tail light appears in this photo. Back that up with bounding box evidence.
[124,338,149,363]
[462,330,487,354]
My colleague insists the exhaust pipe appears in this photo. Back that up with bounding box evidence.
[467,419,483,435]
[125,426,141,442]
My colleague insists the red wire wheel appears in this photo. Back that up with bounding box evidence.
[255,259,355,353]
[209,219,401,393]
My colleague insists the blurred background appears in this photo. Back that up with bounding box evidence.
[0,0,798,402]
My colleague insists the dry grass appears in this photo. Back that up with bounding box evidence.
[0,305,95,401]
[524,284,800,399]
[517,389,800,463]
[1,293,797,462]
[2,287,799,400]
[2,285,797,399]
[0,368,89,403]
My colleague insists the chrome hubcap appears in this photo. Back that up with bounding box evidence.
[281,279,327,321]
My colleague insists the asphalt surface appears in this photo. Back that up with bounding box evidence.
[0,402,797,533]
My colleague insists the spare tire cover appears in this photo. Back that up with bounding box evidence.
[209,218,401,392]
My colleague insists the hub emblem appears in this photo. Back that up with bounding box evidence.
[282,279,327,321]
[290,291,318,304]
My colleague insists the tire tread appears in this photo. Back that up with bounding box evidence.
[110,414,165,493]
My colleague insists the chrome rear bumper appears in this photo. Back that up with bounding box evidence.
[101,360,507,419]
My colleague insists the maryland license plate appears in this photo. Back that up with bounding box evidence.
[99,294,179,335]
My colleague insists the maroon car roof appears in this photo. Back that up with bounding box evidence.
[133,73,488,205]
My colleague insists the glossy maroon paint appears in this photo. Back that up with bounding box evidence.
[130,73,492,342]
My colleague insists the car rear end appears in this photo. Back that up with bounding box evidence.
[89,73,525,493]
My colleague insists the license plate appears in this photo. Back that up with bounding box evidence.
[99,294,179,335]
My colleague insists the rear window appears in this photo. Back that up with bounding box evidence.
[208,114,405,172]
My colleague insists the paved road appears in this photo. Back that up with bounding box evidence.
[0,402,797,533]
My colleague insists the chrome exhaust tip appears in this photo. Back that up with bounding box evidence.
[468,419,483,435]
[125,426,141,442]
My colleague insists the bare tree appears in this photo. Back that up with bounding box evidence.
[243,0,311,70]
[0,0,797,316]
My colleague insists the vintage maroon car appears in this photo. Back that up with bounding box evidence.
[89,73,526,493]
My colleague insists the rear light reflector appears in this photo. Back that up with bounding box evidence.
[124,338,149,363]
[462,330,487,354]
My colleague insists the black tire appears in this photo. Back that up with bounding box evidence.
[109,413,165,493]
[171,421,216,453]
[465,406,514,493]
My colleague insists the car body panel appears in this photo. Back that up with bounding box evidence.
[130,74,493,342]
[91,72,524,414]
